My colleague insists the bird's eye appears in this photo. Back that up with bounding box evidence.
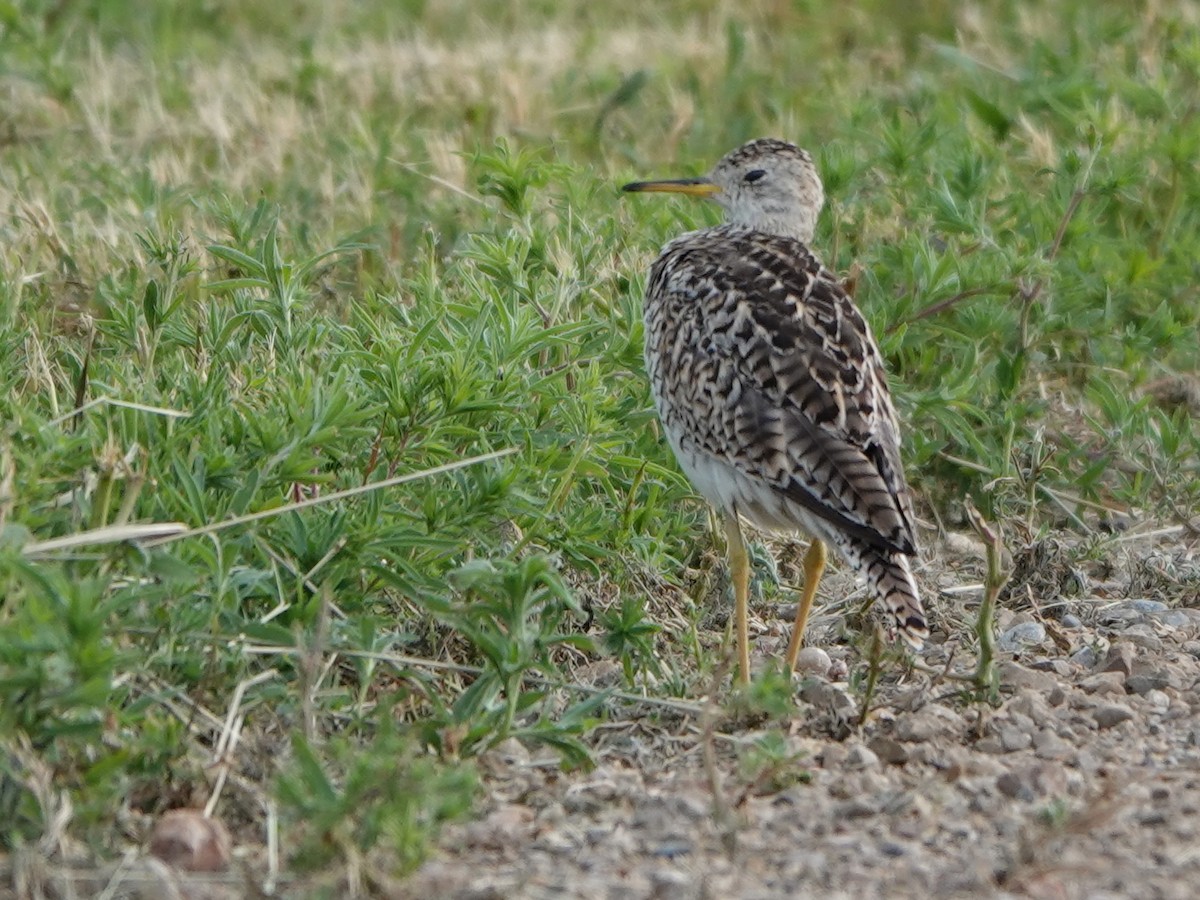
[743,169,767,184]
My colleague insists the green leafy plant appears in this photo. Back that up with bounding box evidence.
[599,595,662,683]
[419,555,601,764]
[276,717,475,875]
[737,731,812,795]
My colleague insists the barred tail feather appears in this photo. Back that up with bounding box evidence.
[854,546,928,649]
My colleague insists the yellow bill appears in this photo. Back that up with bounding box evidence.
[621,177,720,197]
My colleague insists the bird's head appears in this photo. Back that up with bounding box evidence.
[622,138,825,244]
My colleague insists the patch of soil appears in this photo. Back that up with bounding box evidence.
[407,530,1200,899]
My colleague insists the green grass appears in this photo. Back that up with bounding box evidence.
[2,0,1198,889]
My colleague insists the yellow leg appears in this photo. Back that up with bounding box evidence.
[722,513,751,685]
[784,539,827,673]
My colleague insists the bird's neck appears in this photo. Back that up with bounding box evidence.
[726,211,817,245]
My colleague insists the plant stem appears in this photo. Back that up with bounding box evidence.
[965,498,1006,703]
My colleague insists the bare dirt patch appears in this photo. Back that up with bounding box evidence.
[407,529,1200,899]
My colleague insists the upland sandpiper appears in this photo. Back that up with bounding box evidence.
[622,138,928,684]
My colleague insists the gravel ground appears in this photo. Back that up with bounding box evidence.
[407,532,1200,900]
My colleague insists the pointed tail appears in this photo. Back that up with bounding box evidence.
[857,547,928,649]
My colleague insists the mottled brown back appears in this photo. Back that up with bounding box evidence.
[642,224,928,644]
[646,224,917,551]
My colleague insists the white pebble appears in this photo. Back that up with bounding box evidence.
[997,621,1047,651]
[1144,689,1171,714]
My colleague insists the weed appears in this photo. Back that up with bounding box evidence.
[277,715,475,876]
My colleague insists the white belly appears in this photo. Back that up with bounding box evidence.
[664,428,835,542]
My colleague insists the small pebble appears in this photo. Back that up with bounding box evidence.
[1153,610,1193,629]
[845,743,881,770]
[533,830,578,854]
[838,798,880,819]
[1120,624,1163,652]
[975,737,1005,754]
[650,837,693,859]
[800,682,858,719]
[1127,671,1172,695]
[868,736,910,765]
[998,661,1059,692]
[1101,643,1136,677]
[1167,698,1192,719]
[1126,599,1169,614]
[649,869,692,900]
[1033,730,1072,760]
[819,744,847,769]
[943,532,986,559]
[1029,658,1073,676]
[1061,614,1083,628]
[1079,671,1126,696]
[996,772,1034,801]
[1092,705,1135,729]
[1008,690,1055,726]
[999,726,1033,753]
[894,704,962,742]
[795,646,832,677]
[1144,689,1171,714]
[149,810,231,873]
[1071,646,1099,668]
[998,621,1048,651]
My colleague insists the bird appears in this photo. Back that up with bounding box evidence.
[622,138,928,685]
